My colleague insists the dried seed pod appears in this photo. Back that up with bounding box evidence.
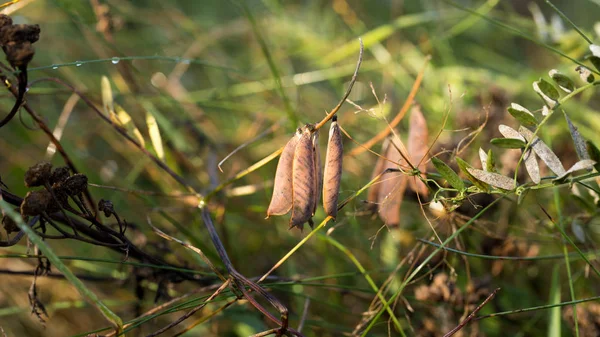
[311,130,321,217]
[99,199,115,217]
[323,117,343,218]
[290,127,316,230]
[367,138,390,210]
[407,106,429,197]
[267,130,301,217]
[24,162,52,187]
[21,190,51,216]
[49,166,70,185]
[63,173,88,196]
[377,137,406,226]
[2,209,22,233]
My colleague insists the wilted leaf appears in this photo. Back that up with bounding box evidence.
[456,157,489,192]
[290,128,317,229]
[432,157,464,191]
[563,111,589,161]
[491,138,526,149]
[146,110,164,160]
[323,118,343,218]
[508,103,537,127]
[115,104,145,147]
[407,105,429,197]
[518,126,566,176]
[553,159,596,182]
[533,78,559,107]
[548,69,575,93]
[467,167,516,190]
[586,141,600,172]
[523,149,540,184]
[267,131,300,217]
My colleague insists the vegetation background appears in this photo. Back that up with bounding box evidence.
[1,0,600,336]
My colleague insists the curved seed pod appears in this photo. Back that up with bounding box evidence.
[311,130,322,217]
[290,127,316,230]
[367,138,390,210]
[407,105,429,197]
[266,130,301,217]
[377,136,406,226]
[323,117,343,218]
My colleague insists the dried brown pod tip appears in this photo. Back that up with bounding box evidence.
[24,162,52,187]
[98,199,115,217]
[21,190,51,216]
[322,116,343,218]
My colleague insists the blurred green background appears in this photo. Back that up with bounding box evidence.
[1,0,600,336]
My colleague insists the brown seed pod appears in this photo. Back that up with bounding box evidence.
[407,105,429,197]
[323,117,343,218]
[367,138,390,211]
[24,162,52,187]
[49,166,70,185]
[63,173,88,196]
[267,130,301,217]
[290,126,316,230]
[311,130,321,217]
[21,189,51,216]
[377,137,407,226]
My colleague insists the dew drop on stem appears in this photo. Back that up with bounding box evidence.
[111,57,120,64]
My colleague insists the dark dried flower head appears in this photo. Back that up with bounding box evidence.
[98,199,114,217]
[2,211,21,233]
[63,173,88,196]
[0,15,12,29]
[21,190,51,216]
[2,41,34,67]
[24,162,52,187]
[0,24,40,45]
[49,166,70,185]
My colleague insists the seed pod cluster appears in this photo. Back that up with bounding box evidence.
[0,14,40,68]
[368,106,430,226]
[267,119,344,230]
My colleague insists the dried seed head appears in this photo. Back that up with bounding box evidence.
[49,166,71,185]
[24,162,52,187]
[98,199,115,217]
[21,189,51,216]
[0,24,40,45]
[0,15,13,30]
[267,130,301,217]
[322,117,343,218]
[290,126,317,230]
[63,173,88,196]
[2,210,22,233]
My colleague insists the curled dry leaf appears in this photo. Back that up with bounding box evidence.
[323,117,343,218]
[518,126,566,176]
[267,130,301,217]
[407,105,429,197]
[290,126,317,230]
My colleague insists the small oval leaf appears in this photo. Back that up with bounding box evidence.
[563,111,589,161]
[524,149,541,184]
[456,157,489,192]
[432,157,464,191]
[508,104,538,127]
[533,78,559,107]
[491,138,527,149]
[518,126,566,176]
[549,69,575,93]
[553,159,597,182]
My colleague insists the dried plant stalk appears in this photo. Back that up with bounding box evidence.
[290,127,316,229]
[323,117,343,218]
[266,130,300,217]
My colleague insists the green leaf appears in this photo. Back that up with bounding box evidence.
[588,55,600,74]
[533,78,559,107]
[486,149,496,172]
[586,141,600,171]
[432,157,465,191]
[456,157,489,192]
[548,69,575,93]
[508,103,537,127]
[490,138,526,149]
[466,167,516,190]
[0,200,123,334]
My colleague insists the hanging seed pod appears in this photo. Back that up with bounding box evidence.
[267,130,301,217]
[407,105,429,197]
[311,130,322,217]
[377,137,406,226]
[367,138,390,211]
[290,126,317,230]
[323,116,343,218]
